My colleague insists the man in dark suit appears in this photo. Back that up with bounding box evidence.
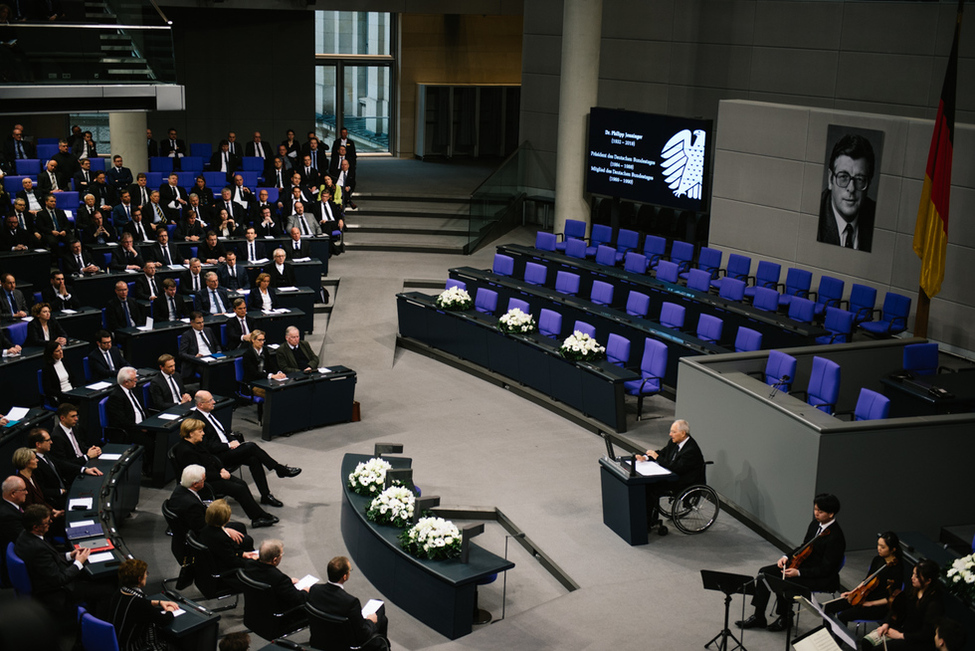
[73,158,94,196]
[179,311,220,379]
[36,194,70,251]
[309,556,389,651]
[111,233,147,272]
[737,493,846,633]
[152,279,190,323]
[159,127,186,165]
[167,465,256,561]
[196,272,232,316]
[213,187,247,225]
[75,194,100,231]
[241,228,268,262]
[636,419,705,526]
[112,191,135,227]
[225,299,255,349]
[0,477,28,567]
[297,154,322,189]
[245,131,268,160]
[128,173,153,208]
[264,248,296,287]
[3,127,34,161]
[230,174,255,210]
[242,539,309,631]
[105,366,149,442]
[88,172,115,212]
[312,187,345,234]
[159,172,189,223]
[305,137,328,173]
[80,212,116,247]
[9,197,43,246]
[190,389,300,507]
[179,258,205,296]
[262,156,290,191]
[25,430,69,508]
[816,133,876,253]
[41,271,80,312]
[219,250,250,291]
[253,207,282,239]
[120,207,154,244]
[146,128,159,158]
[87,331,129,381]
[105,280,145,331]
[38,159,68,195]
[284,225,313,260]
[334,158,357,211]
[144,190,172,226]
[148,353,191,411]
[251,189,276,222]
[133,263,162,301]
[16,177,45,218]
[0,272,29,318]
[106,155,133,198]
[52,140,79,178]
[1,213,32,251]
[209,140,240,183]
[277,327,319,374]
[144,228,184,267]
[331,127,356,167]
[62,239,101,276]
[49,404,103,481]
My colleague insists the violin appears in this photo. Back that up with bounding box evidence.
[786,527,830,570]
[848,559,898,606]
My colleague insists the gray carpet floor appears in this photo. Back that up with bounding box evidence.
[119,161,872,651]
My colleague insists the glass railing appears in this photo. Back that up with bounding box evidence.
[467,141,555,253]
[0,22,175,85]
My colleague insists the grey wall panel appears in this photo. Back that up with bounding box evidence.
[838,3,940,56]
[752,1,842,50]
[601,0,675,41]
[748,48,838,98]
[709,199,800,261]
[665,43,753,91]
[712,150,805,212]
[522,34,562,75]
[596,80,671,115]
[714,101,809,161]
[523,0,562,36]
[670,0,757,46]
[599,40,673,85]
[834,53,935,106]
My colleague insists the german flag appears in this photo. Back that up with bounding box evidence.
[913,1,964,298]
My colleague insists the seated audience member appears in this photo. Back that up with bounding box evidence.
[0,476,28,556]
[278,326,319,374]
[50,402,102,478]
[72,130,97,161]
[112,190,136,227]
[80,212,116,246]
[1,330,23,357]
[26,303,68,347]
[190,389,300,507]
[335,158,357,211]
[198,230,227,264]
[38,159,67,196]
[147,128,158,158]
[106,280,145,331]
[248,273,277,312]
[297,154,322,188]
[862,560,944,651]
[16,178,45,220]
[152,279,190,323]
[241,227,268,262]
[12,446,64,514]
[172,419,277,527]
[105,367,149,440]
[264,156,289,191]
[27,427,76,508]
[242,539,309,630]
[737,493,845,633]
[143,190,169,226]
[225,299,255,348]
[213,187,246,224]
[41,270,80,312]
[89,172,115,211]
[935,620,967,651]
[75,192,100,230]
[111,233,147,271]
[160,128,187,164]
[73,158,94,196]
[285,172,313,204]
[37,194,70,252]
[231,174,253,207]
[159,172,189,223]
[0,272,29,318]
[62,238,101,275]
[148,353,191,411]
[191,177,214,215]
[187,191,209,226]
[179,258,205,296]
[305,136,328,170]
[178,311,221,375]
[107,155,133,198]
[825,531,903,625]
[242,329,286,401]
[284,225,313,259]
[247,131,267,159]
[197,272,232,316]
[2,205,35,251]
[210,140,240,182]
[309,556,389,651]
[314,186,345,232]
[133,263,162,302]
[252,189,275,220]
[145,227,184,267]
[219,251,249,291]
[282,188,310,223]
[174,210,205,241]
[128,173,153,208]
[328,144,351,177]
[41,342,77,406]
[281,130,300,161]
[87,330,129,381]
[212,209,241,239]
[265,248,296,287]
[199,498,258,575]
[254,206,281,238]
[121,209,154,245]
[332,127,356,165]
[319,174,341,207]
[105,558,178,650]
[168,464,211,536]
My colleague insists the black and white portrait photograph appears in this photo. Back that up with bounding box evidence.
[817,125,885,253]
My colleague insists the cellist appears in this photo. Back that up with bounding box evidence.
[737,493,846,633]
[826,531,903,624]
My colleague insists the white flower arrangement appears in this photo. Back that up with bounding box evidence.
[399,516,462,561]
[366,485,416,528]
[944,553,975,605]
[498,307,537,334]
[435,286,473,311]
[347,457,393,497]
[559,330,605,362]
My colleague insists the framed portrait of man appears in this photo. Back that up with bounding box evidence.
[817,125,885,253]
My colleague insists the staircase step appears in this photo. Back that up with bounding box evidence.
[345,215,468,236]
[343,231,467,254]
[355,192,469,204]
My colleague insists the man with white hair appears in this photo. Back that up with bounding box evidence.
[105,367,148,441]
[168,464,251,557]
[277,326,319,374]
[0,475,28,554]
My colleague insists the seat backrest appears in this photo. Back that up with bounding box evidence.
[190,142,212,159]
[594,244,616,267]
[307,602,358,651]
[783,267,812,296]
[507,297,530,314]
[656,260,679,284]
[765,350,797,391]
[806,356,841,413]
[241,156,265,172]
[616,228,639,253]
[854,388,891,421]
[81,612,120,651]
[445,278,466,292]
[233,355,245,383]
[623,252,648,274]
[696,314,723,344]
[180,156,204,173]
[6,321,28,346]
[590,223,612,247]
[752,286,780,312]
[686,269,712,292]
[474,288,497,315]
[554,271,580,296]
[572,320,596,339]
[625,291,650,318]
[590,280,614,306]
[718,277,746,302]
[725,253,751,280]
[564,238,587,259]
[658,302,685,330]
[82,356,91,381]
[492,253,514,277]
[823,307,854,343]
[903,342,939,376]
[670,240,694,268]
[6,542,31,596]
[640,338,668,381]
[787,296,815,324]
[849,283,877,321]
[562,219,586,241]
[816,275,845,307]
[697,247,723,275]
[149,156,173,173]
[754,260,781,288]
[523,262,547,286]
[16,158,40,175]
[98,396,110,430]
[535,231,557,251]
[538,308,562,339]
[643,235,666,262]
[881,292,912,322]
[734,326,763,352]
[606,333,631,367]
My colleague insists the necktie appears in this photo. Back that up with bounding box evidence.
[163,245,172,265]
[84,170,89,183]
[7,292,15,314]
[141,188,148,204]
[17,212,25,229]
[207,412,228,442]
[168,374,180,403]
[76,254,83,270]
[125,204,130,220]
[193,275,199,292]
[199,329,211,351]
[40,455,64,490]
[299,216,309,236]
[223,152,228,171]
[169,296,177,320]
[256,142,263,158]
[149,277,157,295]
[306,166,311,177]
[126,388,145,422]
[339,171,346,188]
[211,290,224,313]
[65,428,83,458]
[311,155,317,171]
[104,349,115,371]
[50,210,59,230]
[240,317,249,335]
[249,242,255,260]
[136,222,145,239]
[276,171,282,187]
[15,141,23,158]
[843,224,855,249]
[50,172,57,190]
[154,203,164,222]
[122,300,134,327]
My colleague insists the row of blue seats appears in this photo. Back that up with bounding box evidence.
[4,170,268,199]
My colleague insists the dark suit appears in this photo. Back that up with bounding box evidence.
[209,151,241,181]
[105,296,145,331]
[312,199,343,229]
[29,454,67,508]
[174,219,205,241]
[80,221,117,247]
[0,225,32,250]
[14,531,84,615]
[87,346,127,381]
[144,241,184,266]
[297,165,322,188]
[262,166,289,189]
[212,199,247,225]
[111,202,136,227]
[49,422,93,478]
[132,273,162,301]
[0,500,25,558]
[35,208,70,249]
[197,240,227,263]
[3,137,35,161]
[152,292,190,322]
[264,262,296,288]
[37,169,68,195]
[105,385,148,435]
[27,318,67,347]
[226,314,256,348]
[147,138,159,158]
[196,287,233,315]
[41,361,74,407]
[178,270,205,296]
[282,237,312,260]
[308,583,387,651]
[305,148,327,172]
[179,326,220,379]
[72,169,94,196]
[15,189,44,213]
[242,345,277,383]
[331,138,356,164]
[158,183,189,222]
[333,167,356,195]
[148,371,187,410]
[277,341,319,374]
[190,406,281,498]
[171,439,268,521]
[87,181,115,209]
[127,183,152,209]
[253,218,281,238]
[61,246,100,275]
[41,284,80,311]
[817,189,876,253]
[143,200,169,225]
[242,561,308,631]
[245,141,269,159]
[654,436,706,492]
[159,138,187,160]
[109,245,146,271]
[199,524,255,574]
[247,287,277,312]
[167,483,205,562]
[0,287,28,317]
[106,165,133,196]
[239,239,266,263]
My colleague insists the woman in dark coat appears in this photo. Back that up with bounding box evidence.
[105,558,178,651]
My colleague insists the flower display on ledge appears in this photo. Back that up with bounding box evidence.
[435,286,473,311]
[366,485,416,528]
[347,457,393,497]
[498,307,537,334]
[399,516,462,561]
[559,330,606,362]
[944,553,975,606]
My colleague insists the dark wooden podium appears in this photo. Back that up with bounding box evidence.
[599,456,675,546]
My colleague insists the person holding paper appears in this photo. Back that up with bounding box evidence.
[308,555,389,651]
[277,326,319,374]
[825,531,903,625]
[105,558,178,651]
[241,539,309,632]
[634,419,705,530]
[862,560,944,651]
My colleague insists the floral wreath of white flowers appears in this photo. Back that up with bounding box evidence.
[944,553,975,604]
[497,307,537,334]
[559,330,606,362]
[435,286,473,311]
[347,457,393,497]
[366,485,416,528]
[399,516,462,561]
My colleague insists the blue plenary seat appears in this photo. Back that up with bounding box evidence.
[554,271,580,296]
[535,231,557,252]
[564,238,587,260]
[711,253,751,292]
[572,320,596,339]
[538,308,562,339]
[787,296,815,324]
[835,387,890,421]
[605,333,631,368]
[658,302,685,330]
[555,219,586,252]
[586,224,613,257]
[718,277,746,302]
[656,260,679,284]
[752,350,796,392]
[623,252,648,275]
[902,342,942,376]
[815,307,854,344]
[797,356,841,414]
[743,260,781,300]
[492,253,514,277]
[625,291,650,318]
[474,288,498,315]
[669,240,694,274]
[777,267,812,308]
[625,338,668,420]
[507,297,530,314]
[843,283,877,325]
[642,235,666,268]
[752,286,780,313]
[734,326,762,352]
[696,314,723,344]
[810,275,845,318]
[523,262,547,286]
[590,280,614,306]
[685,269,712,293]
[859,292,911,337]
[594,244,617,267]
[614,228,640,263]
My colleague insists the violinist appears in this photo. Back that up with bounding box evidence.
[826,531,903,625]
[737,493,846,633]
[861,560,944,651]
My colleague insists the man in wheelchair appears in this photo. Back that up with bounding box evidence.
[635,419,706,534]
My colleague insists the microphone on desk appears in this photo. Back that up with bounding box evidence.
[768,374,791,400]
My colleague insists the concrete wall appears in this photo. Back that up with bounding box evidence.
[711,100,975,351]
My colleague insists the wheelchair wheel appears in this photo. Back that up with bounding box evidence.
[670,485,719,534]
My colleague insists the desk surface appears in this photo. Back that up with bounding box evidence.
[881,372,975,415]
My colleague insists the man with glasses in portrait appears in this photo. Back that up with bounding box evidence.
[817,133,876,252]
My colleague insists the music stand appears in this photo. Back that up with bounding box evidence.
[701,570,754,651]
[761,573,812,651]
